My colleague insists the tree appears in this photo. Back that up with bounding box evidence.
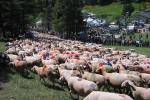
[0,0,41,38]
[137,0,147,10]
[97,0,113,5]
[52,0,65,33]
[83,0,97,5]
[122,0,134,16]
[52,0,85,38]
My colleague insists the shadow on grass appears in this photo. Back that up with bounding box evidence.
[0,63,15,90]
[19,70,35,80]
[0,63,14,83]
[43,82,65,91]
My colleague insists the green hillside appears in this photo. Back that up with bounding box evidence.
[83,2,150,21]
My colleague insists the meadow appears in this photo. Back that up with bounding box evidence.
[83,2,150,21]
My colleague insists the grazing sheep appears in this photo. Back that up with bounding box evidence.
[9,60,27,69]
[116,66,143,86]
[81,71,105,88]
[99,66,125,92]
[62,75,98,97]
[140,73,150,83]
[60,62,81,70]
[24,56,41,65]
[84,91,133,100]
[42,59,58,65]
[31,65,59,85]
[58,68,81,78]
[121,80,150,100]
[5,47,17,54]
[7,54,21,62]
[32,65,54,78]
[8,59,29,76]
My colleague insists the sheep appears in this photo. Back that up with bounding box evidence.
[83,91,133,100]
[81,71,105,89]
[24,55,41,65]
[99,66,126,92]
[116,66,143,86]
[58,68,81,78]
[121,80,150,100]
[9,59,27,69]
[5,47,17,54]
[140,73,150,83]
[8,59,29,76]
[31,65,59,85]
[42,59,58,65]
[59,62,81,70]
[62,75,98,98]
[7,54,21,62]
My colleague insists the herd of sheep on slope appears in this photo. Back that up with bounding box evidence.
[0,33,150,100]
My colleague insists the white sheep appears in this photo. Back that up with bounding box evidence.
[84,91,133,100]
[121,80,150,100]
[62,75,98,96]
[81,71,105,87]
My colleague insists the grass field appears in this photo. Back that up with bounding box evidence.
[0,73,72,100]
[83,2,150,21]
[104,45,150,56]
[0,41,150,100]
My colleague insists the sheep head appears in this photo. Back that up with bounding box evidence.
[8,62,15,67]
[72,70,82,77]
[121,80,136,91]
[31,66,38,72]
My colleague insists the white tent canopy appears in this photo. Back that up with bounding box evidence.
[84,17,106,27]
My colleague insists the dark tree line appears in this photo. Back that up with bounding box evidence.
[0,0,41,38]
[0,0,85,39]
[83,0,113,5]
[51,0,85,38]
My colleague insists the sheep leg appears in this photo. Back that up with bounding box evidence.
[40,77,46,84]
[69,90,79,100]
[119,87,123,93]
[52,79,55,87]
[100,84,106,91]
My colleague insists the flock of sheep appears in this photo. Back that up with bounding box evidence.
[1,33,150,100]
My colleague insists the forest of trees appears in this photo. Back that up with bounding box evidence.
[0,0,42,37]
[0,0,148,38]
[0,0,84,38]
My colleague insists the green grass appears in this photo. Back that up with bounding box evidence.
[0,73,72,100]
[0,42,6,52]
[83,2,150,21]
[83,3,122,16]
[104,45,150,56]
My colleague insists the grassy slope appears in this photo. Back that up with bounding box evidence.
[83,2,150,20]
[104,45,150,56]
[0,73,71,100]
